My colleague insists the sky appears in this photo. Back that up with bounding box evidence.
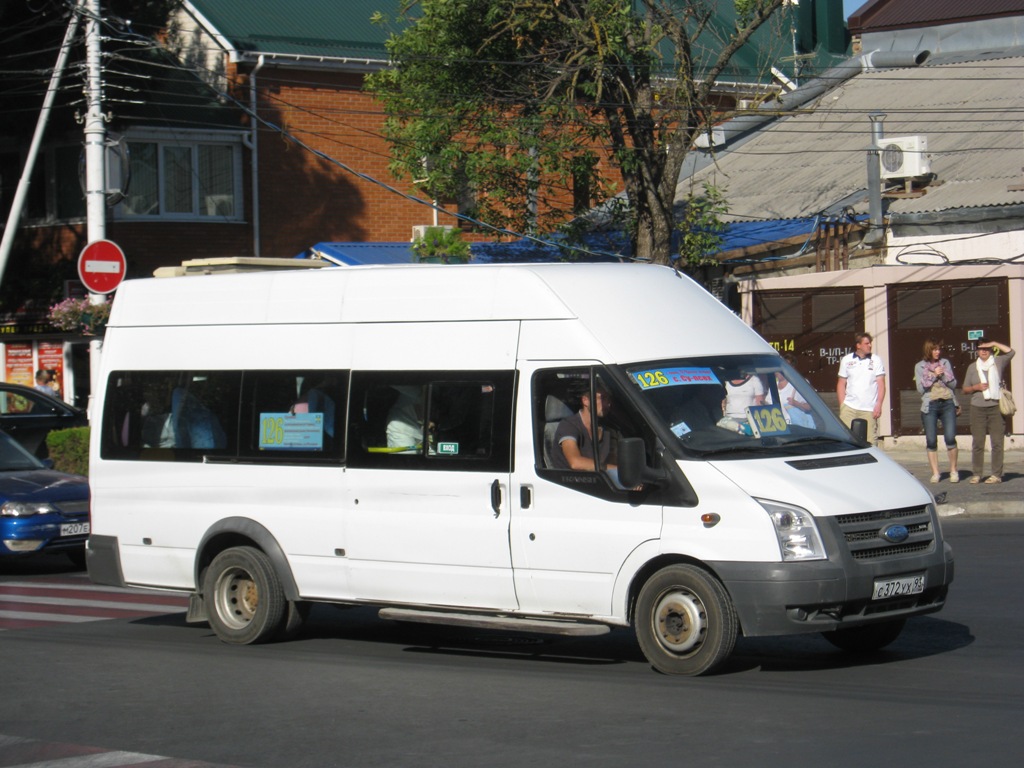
[843,0,864,19]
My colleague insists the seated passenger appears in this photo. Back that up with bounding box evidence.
[551,386,614,471]
[723,373,764,420]
[386,386,429,454]
[171,387,226,449]
[771,370,814,428]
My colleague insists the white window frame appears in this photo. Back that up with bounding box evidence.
[114,129,246,223]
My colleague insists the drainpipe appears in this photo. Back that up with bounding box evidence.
[244,55,265,257]
[865,113,886,247]
[696,50,929,149]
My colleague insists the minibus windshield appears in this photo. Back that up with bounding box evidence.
[625,355,859,457]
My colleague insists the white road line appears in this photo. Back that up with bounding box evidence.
[0,610,99,623]
[13,751,167,767]
[1,581,188,597]
[0,595,185,612]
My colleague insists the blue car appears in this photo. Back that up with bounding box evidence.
[0,429,90,567]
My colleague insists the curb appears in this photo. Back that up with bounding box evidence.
[937,501,1024,519]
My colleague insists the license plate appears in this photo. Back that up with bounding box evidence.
[872,573,925,600]
[60,522,90,537]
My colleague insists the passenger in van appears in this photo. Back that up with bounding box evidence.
[171,387,226,450]
[770,366,813,428]
[551,384,615,471]
[139,384,175,448]
[386,386,431,454]
[723,373,764,419]
[306,379,337,438]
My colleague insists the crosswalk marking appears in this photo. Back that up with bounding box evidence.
[0,733,244,768]
[0,573,188,632]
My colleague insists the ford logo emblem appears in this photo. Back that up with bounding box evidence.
[881,524,910,543]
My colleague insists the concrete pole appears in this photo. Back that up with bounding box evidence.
[84,0,106,416]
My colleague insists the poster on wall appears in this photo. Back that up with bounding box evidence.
[3,343,35,413]
[37,341,65,398]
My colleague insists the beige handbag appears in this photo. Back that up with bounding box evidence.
[999,387,1016,417]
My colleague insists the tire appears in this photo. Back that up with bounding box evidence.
[204,547,287,645]
[635,564,738,676]
[822,618,906,653]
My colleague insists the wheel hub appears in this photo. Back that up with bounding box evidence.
[654,589,707,654]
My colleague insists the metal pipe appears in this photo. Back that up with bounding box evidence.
[249,55,265,257]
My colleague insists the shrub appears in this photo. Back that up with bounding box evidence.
[46,427,90,476]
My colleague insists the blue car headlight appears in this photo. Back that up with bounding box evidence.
[1,501,56,517]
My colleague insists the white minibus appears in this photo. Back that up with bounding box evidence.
[87,263,953,675]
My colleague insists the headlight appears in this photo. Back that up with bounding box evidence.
[1,501,56,517]
[757,499,827,561]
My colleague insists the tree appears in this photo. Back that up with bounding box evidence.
[368,0,787,264]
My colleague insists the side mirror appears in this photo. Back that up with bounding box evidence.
[617,437,654,489]
[850,417,868,444]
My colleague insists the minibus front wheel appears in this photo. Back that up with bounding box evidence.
[635,564,738,676]
[204,546,287,644]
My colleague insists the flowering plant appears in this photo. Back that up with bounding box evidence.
[48,297,111,336]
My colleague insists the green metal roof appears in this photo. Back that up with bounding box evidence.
[187,1,848,81]
[188,0,393,61]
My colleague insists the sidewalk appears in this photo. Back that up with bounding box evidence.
[881,445,1023,519]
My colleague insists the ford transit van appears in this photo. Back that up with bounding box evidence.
[87,263,953,675]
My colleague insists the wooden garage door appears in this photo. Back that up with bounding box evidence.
[753,288,864,413]
[887,279,1009,436]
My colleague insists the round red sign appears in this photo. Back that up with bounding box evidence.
[77,239,126,295]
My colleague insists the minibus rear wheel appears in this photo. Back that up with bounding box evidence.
[635,564,738,676]
[204,546,287,645]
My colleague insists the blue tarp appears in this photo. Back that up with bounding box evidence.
[303,242,417,265]
[298,216,864,267]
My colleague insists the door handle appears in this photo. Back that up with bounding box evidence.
[490,478,502,518]
[520,484,533,510]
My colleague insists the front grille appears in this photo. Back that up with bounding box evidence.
[833,504,935,561]
[57,500,90,516]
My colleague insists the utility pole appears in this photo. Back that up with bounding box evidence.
[83,0,107,415]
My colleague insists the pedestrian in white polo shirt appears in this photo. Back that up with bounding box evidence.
[837,331,886,445]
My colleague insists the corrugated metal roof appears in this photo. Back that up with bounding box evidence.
[850,0,1024,32]
[684,51,1024,222]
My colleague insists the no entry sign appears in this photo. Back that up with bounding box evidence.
[77,239,126,294]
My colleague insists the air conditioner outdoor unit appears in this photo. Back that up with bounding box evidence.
[878,135,930,179]
[411,224,452,242]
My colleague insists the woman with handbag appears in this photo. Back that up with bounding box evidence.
[961,339,1015,484]
[915,339,960,483]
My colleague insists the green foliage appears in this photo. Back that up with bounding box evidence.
[677,182,729,267]
[411,226,472,263]
[46,427,90,477]
[367,0,787,264]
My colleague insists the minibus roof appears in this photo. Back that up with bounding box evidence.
[108,263,770,362]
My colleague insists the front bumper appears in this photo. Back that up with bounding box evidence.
[711,507,955,637]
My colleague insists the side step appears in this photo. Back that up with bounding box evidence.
[378,607,611,636]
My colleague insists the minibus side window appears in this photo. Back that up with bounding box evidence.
[239,370,347,462]
[533,367,653,500]
[346,371,514,472]
[101,370,240,461]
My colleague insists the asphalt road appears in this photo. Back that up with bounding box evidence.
[1,518,1022,768]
